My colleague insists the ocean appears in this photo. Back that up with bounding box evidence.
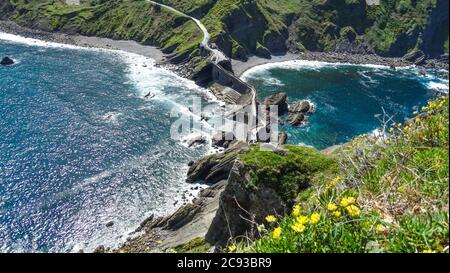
[242,60,448,149]
[0,33,218,252]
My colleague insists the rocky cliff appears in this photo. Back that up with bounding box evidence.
[111,143,337,253]
[1,0,448,66]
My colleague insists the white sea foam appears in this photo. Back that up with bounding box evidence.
[241,59,392,80]
[0,31,95,51]
[1,32,221,140]
[426,81,449,93]
[263,76,285,87]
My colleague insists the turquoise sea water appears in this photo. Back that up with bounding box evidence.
[243,60,448,149]
[0,36,217,252]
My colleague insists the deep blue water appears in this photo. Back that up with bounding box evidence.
[0,38,216,252]
[243,61,448,149]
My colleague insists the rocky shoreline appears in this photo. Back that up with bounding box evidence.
[233,51,449,77]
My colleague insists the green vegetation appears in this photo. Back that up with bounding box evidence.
[240,145,338,202]
[171,237,212,253]
[5,0,203,62]
[230,96,449,253]
[3,0,448,61]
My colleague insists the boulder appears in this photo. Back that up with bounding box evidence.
[288,113,305,126]
[289,100,312,113]
[187,136,206,147]
[403,50,426,63]
[0,57,14,66]
[264,92,288,114]
[93,245,106,253]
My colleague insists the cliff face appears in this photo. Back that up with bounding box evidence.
[209,0,288,61]
[1,0,447,62]
[0,0,13,19]
[421,0,449,57]
[205,160,287,247]
[197,0,449,60]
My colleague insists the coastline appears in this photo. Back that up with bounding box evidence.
[233,51,449,78]
[0,20,167,63]
[3,19,448,83]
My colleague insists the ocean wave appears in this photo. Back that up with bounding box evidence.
[1,31,221,142]
[427,81,449,93]
[241,59,394,80]
[0,31,98,51]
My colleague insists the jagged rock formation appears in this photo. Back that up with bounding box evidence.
[187,142,248,184]
[205,160,287,246]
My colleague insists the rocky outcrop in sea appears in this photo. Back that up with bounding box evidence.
[1,56,14,65]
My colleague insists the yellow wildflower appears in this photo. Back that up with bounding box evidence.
[310,213,321,224]
[413,111,419,115]
[385,139,391,145]
[330,176,342,186]
[291,223,306,233]
[292,204,301,217]
[228,244,237,252]
[422,106,428,111]
[389,127,394,133]
[296,215,309,225]
[327,203,338,212]
[346,205,361,218]
[422,249,434,253]
[265,215,277,223]
[272,227,282,240]
[333,210,342,218]
[340,197,356,207]
[376,224,387,234]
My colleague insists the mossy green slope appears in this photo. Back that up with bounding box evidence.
[2,0,448,61]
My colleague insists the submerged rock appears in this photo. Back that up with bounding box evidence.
[289,100,313,114]
[0,57,14,66]
[288,113,306,126]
